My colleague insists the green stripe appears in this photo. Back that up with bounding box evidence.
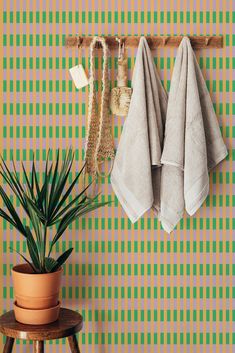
[3,11,234,23]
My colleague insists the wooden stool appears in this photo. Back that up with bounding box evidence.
[0,308,83,353]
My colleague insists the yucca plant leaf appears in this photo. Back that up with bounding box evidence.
[53,149,73,195]
[0,157,24,194]
[48,205,84,255]
[31,154,35,195]
[0,163,20,196]
[45,257,58,273]
[74,201,110,219]
[49,163,87,223]
[55,149,74,190]
[55,197,94,231]
[32,158,40,196]
[49,183,91,225]
[25,196,46,223]
[27,238,40,270]
[0,170,25,209]
[51,248,73,272]
[10,247,37,273]
[0,159,27,210]
[0,185,27,237]
[32,158,44,213]
[25,226,41,272]
[48,150,74,218]
[49,200,109,254]
[49,194,87,226]
[47,150,60,215]
[39,151,51,214]
[0,149,111,273]
[49,207,81,252]
[41,152,53,217]
[0,208,18,229]
[21,161,35,200]
[26,201,46,269]
[11,159,26,194]
[26,199,42,244]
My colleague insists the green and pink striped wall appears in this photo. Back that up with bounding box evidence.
[1,1,234,352]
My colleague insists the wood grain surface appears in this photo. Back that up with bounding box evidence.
[65,35,223,49]
[0,308,83,341]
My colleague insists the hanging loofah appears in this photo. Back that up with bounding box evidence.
[110,40,132,117]
[84,36,115,178]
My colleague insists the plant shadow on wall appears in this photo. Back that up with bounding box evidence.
[0,148,110,324]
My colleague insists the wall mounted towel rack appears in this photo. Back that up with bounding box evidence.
[65,35,223,49]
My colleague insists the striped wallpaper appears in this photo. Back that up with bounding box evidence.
[1,1,234,352]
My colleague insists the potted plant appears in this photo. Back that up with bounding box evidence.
[0,149,108,325]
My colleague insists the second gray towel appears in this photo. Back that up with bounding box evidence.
[160,37,228,233]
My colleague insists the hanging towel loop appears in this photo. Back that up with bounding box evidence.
[116,37,125,59]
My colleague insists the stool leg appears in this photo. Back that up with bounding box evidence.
[68,335,80,353]
[33,341,44,353]
[3,337,14,353]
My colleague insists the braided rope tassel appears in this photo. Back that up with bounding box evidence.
[84,36,115,177]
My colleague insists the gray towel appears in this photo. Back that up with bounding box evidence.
[160,37,228,233]
[111,37,168,222]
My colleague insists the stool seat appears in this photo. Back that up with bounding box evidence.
[0,308,83,353]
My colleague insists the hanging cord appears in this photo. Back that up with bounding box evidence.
[110,38,132,117]
[84,36,115,183]
[116,37,125,60]
[116,38,128,87]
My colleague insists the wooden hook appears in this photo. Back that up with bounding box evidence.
[65,35,223,49]
[93,37,102,49]
[77,36,83,48]
[205,37,211,46]
[162,36,169,46]
[65,36,79,48]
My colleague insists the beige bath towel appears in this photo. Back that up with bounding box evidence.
[111,37,168,222]
[160,37,228,233]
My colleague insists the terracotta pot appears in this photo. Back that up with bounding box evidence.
[12,263,62,324]
[13,301,61,325]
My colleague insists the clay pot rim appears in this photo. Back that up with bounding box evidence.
[14,300,61,312]
[15,293,59,300]
[12,263,62,277]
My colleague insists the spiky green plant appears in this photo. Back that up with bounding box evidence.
[0,149,109,273]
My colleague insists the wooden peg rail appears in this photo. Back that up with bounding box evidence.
[65,35,223,49]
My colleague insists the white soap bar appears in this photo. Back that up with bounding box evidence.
[69,64,89,89]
